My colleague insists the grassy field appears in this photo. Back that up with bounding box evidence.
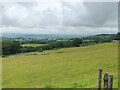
[2,43,118,88]
[0,58,2,89]
[21,44,46,47]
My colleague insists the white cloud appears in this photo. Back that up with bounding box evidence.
[1,1,118,35]
[3,2,62,27]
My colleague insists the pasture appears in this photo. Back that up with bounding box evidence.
[0,58,2,89]
[21,44,46,47]
[2,43,118,88]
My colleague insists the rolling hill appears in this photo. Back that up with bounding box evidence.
[2,43,118,88]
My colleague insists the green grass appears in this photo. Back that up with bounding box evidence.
[2,43,118,88]
[0,58,2,89]
[21,44,46,47]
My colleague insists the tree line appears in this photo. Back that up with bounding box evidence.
[20,38,83,53]
[2,33,120,56]
[2,38,83,55]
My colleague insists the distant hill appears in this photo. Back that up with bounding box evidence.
[2,33,83,39]
[2,33,119,39]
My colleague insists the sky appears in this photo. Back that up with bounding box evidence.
[0,1,118,35]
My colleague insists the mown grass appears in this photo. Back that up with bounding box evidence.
[21,44,46,47]
[2,43,118,88]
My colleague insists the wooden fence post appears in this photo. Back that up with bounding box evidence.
[98,69,102,90]
[108,75,113,90]
[103,74,108,89]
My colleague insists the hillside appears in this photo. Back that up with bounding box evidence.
[2,43,118,88]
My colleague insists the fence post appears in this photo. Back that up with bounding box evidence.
[98,69,102,90]
[103,73,108,89]
[108,75,113,90]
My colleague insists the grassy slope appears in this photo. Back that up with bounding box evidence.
[2,43,118,88]
[0,58,2,89]
[21,44,46,47]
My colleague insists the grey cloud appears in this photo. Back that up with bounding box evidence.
[2,2,118,28]
[62,2,87,26]
[17,2,35,7]
[0,2,2,26]
[37,8,60,26]
[62,2,118,27]
[118,2,120,32]
[84,2,118,27]
[1,2,118,34]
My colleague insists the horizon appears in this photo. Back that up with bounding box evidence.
[1,32,118,39]
[1,32,118,35]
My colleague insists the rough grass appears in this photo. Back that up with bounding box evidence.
[0,58,2,89]
[21,44,46,47]
[2,43,118,88]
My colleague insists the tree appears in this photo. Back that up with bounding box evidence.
[2,40,21,55]
[72,38,83,47]
[115,32,120,40]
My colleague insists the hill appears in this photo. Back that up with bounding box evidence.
[2,43,118,88]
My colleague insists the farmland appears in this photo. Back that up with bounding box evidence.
[21,44,46,47]
[0,58,2,89]
[2,43,118,88]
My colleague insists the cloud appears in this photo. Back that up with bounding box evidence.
[84,2,118,27]
[0,2,2,26]
[1,1,118,35]
[2,2,62,27]
[62,2,88,26]
[62,2,118,27]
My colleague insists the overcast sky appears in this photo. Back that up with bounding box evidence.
[1,1,118,35]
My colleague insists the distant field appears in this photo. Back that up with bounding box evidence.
[21,44,46,47]
[2,43,118,88]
